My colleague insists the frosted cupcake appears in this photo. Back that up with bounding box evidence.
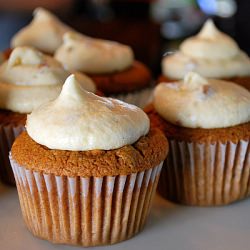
[10,74,168,247]
[146,72,250,206]
[55,32,153,107]
[160,20,250,90]
[11,8,72,54]
[0,46,96,185]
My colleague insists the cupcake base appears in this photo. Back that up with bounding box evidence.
[110,87,153,108]
[10,155,163,247]
[0,124,24,185]
[158,139,250,206]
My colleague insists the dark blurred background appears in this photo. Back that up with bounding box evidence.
[0,0,249,76]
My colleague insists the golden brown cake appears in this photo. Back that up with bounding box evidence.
[88,61,152,95]
[10,74,168,246]
[146,73,250,206]
[12,129,167,177]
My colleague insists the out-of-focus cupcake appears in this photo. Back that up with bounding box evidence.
[0,52,4,63]
[55,32,153,108]
[159,20,250,90]
[146,72,250,206]
[10,7,72,55]
[0,46,96,185]
[10,75,168,247]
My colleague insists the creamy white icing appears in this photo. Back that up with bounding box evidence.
[55,31,134,74]
[11,8,72,54]
[0,47,96,113]
[162,20,250,79]
[26,74,150,151]
[154,72,250,129]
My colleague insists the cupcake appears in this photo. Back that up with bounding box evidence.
[9,74,168,247]
[146,72,250,206]
[0,46,96,185]
[11,7,72,54]
[55,32,153,108]
[159,20,250,90]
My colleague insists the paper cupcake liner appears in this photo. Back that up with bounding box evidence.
[10,156,162,247]
[158,139,250,206]
[111,87,153,108]
[0,124,24,185]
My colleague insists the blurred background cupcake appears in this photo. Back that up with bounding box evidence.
[10,74,168,246]
[55,31,153,108]
[10,7,73,55]
[159,19,250,90]
[0,46,96,185]
[146,72,250,206]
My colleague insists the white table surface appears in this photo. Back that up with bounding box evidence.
[1,182,250,250]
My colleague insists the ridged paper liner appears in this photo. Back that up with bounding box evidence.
[0,124,24,185]
[10,156,163,247]
[111,87,153,108]
[158,139,250,206]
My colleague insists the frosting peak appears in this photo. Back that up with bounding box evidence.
[154,73,250,129]
[198,19,223,38]
[55,31,134,74]
[26,74,149,151]
[182,72,208,90]
[8,46,44,67]
[57,74,88,103]
[11,8,72,53]
[180,19,239,60]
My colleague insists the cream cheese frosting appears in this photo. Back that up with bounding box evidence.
[154,72,250,129]
[11,8,72,54]
[0,47,96,113]
[55,32,134,74]
[26,74,150,151]
[162,20,250,79]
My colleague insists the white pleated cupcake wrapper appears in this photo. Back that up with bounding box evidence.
[110,87,154,108]
[10,156,163,247]
[0,124,25,184]
[158,139,250,206]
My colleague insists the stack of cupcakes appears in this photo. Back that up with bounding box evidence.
[10,7,154,108]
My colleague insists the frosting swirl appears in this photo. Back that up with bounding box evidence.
[11,8,72,54]
[154,72,250,129]
[0,47,96,113]
[55,32,134,74]
[26,74,150,151]
[162,20,250,79]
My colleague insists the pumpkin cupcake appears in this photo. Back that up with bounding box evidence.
[146,72,250,206]
[10,7,72,55]
[10,74,168,247]
[0,46,96,185]
[159,20,250,90]
[55,32,153,108]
